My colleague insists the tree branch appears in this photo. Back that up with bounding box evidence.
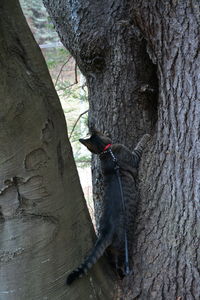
[69,109,89,139]
[55,55,72,87]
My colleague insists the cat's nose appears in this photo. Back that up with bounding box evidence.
[79,138,85,143]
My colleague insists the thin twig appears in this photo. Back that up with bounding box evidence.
[74,61,78,84]
[69,109,89,139]
[64,82,77,89]
[65,62,78,89]
[76,160,91,163]
[55,56,72,87]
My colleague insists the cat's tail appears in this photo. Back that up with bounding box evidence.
[66,233,112,285]
[132,134,151,165]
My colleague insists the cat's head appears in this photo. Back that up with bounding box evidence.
[79,129,112,154]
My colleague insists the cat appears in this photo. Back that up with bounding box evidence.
[66,129,150,285]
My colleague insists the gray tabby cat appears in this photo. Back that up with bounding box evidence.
[66,130,150,285]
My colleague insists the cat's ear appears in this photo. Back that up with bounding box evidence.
[88,118,97,135]
[89,126,99,135]
[88,118,101,135]
[89,126,110,138]
[104,130,112,139]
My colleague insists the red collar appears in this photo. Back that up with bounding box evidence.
[103,144,112,151]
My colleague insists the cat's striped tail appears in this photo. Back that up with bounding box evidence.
[132,134,151,166]
[66,233,112,285]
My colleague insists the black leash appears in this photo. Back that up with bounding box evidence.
[107,148,130,275]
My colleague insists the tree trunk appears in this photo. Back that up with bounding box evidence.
[0,1,114,299]
[43,0,158,230]
[126,2,200,299]
[44,0,200,299]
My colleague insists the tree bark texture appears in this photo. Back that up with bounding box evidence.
[44,0,200,299]
[0,1,114,299]
[127,2,200,299]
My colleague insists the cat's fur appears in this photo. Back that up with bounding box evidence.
[66,130,150,285]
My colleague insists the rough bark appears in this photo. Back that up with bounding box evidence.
[44,0,200,299]
[0,1,114,299]
[127,1,200,299]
